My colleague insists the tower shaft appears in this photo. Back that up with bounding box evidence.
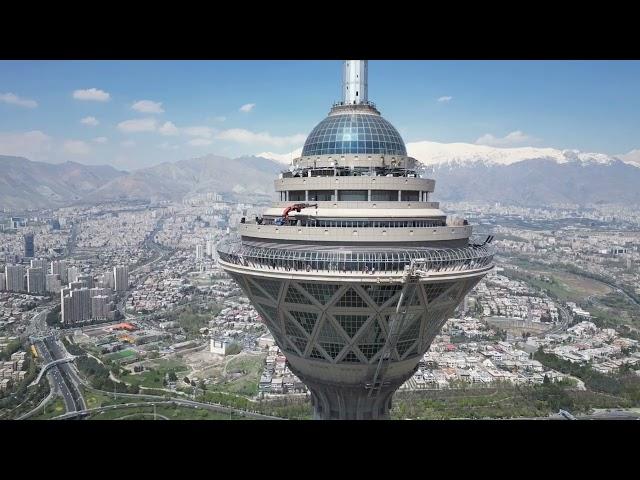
[343,60,368,105]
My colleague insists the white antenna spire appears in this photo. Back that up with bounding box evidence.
[343,60,368,105]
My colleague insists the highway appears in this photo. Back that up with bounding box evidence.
[33,336,86,416]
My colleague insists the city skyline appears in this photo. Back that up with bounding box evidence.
[1,58,640,422]
[1,60,640,170]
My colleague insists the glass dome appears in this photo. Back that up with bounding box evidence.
[302,112,407,157]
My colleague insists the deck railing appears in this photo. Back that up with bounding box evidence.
[217,241,494,275]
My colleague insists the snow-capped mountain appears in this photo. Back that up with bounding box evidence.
[257,147,303,165]
[259,141,640,206]
[406,141,623,168]
[259,141,635,169]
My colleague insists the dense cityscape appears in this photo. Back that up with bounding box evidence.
[2,58,640,421]
[1,197,639,420]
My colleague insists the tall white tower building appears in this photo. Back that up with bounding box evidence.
[217,61,494,420]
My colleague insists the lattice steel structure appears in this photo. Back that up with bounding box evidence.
[217,60,494,419]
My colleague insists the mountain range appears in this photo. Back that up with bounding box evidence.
[2,141,640,210]
[0,154,281,210]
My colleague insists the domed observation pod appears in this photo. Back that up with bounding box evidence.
[217,60,494,419]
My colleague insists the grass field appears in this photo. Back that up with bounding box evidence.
[150,358,188,372]
[511,268,610,303]
[215,353,266,397]
[81,388,136,409]
[120,370,167,389]
[32,397,66,420]
[117,357,189,389]
[104,349,137,362]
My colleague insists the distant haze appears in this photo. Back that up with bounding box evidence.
[3,141,640,210]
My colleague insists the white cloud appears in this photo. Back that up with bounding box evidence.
[187,138,213,147]
[80,116,99,126]
[72,88,110,102]
[121,140,136,148]
[258,147,304,164]
[158,122,180,135]
[215,128,306,148]
[158,142,180,150]
[0,92,38,108]
[239,103,256,113]
[0,130,52,159]
[437,96,453,103]
[63,140,91,155]
[158,121,180,136]
[117,118,157,133]
[93,137,108,144]
[183,126,214,138]
[475,130,535,147]
[131,100,164,114]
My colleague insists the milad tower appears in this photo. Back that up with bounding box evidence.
[217,60,494,419]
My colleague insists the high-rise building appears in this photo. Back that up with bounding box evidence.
[76,274,94,289]
[0,273,5,291]
[46,274,62,294]
[5,265,25,292]
[114,265,129,292]
[206,240,214,257]
[61,282,104,325]
[91,295,110,320]
[196,244,204,260]
[71,288,91,322]
[27,267,45,294]
[23,233,34,258]
[90,287,111,299]
[30,259,47,271]
[61,294,73,325]
[102,270,115,289]
[51,260,68,283]
[67,266,79,283]
[29,259,47,293]
[217,61,494,419]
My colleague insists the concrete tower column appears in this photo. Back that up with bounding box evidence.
[343,60,368,105]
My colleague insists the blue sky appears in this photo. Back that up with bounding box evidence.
[1,60,639,170]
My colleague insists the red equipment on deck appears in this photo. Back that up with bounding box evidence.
[282,203,318,220]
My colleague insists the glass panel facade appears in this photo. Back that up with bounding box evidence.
[357,319,387,361]
[284,285,313,305]
[288,190,305,201]
[371,190,398,201]
[309,347,326,360]
[336,288,368,308]
[361,284,402,306]
[289,310,318,335]
[308,190,334,201]
[284,317,308,354]
[317,318,346,360]
[253,278,282,302]
[337,190,368,201]
[334,314,370,338]
[301,113,407,157]
[400,191,419,201]
[423,283,453,304]
[342,351,361,363]
[299,283,341,305]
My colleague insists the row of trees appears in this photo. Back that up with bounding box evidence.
[534,348,640,402]
[75,354,139,394]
